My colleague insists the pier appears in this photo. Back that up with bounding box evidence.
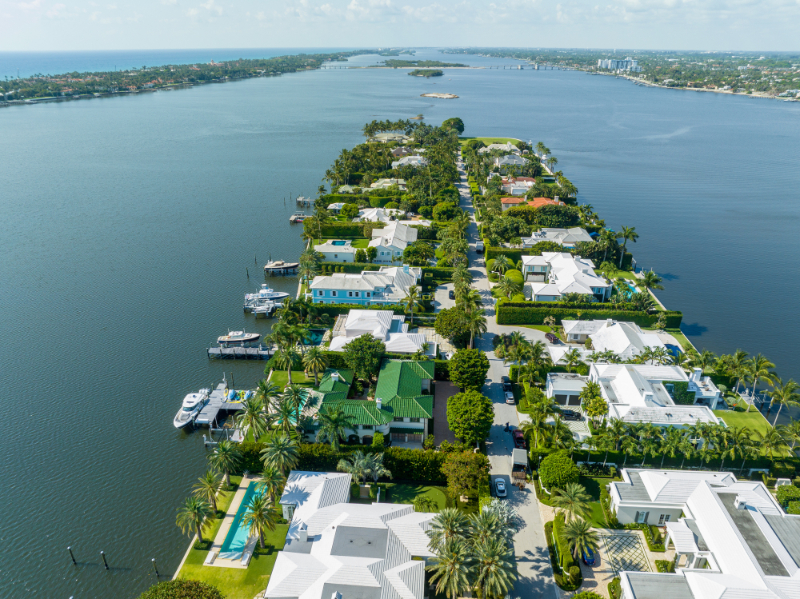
[264,260,298,275]
[195,382,246,427]
[295,196,313,206]
[207,345,272,360]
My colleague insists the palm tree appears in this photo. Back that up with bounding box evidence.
[781,418,800,450]
[620,435,639,468]
[519,410,551,449]
[260,432,299,477]
[364,452,392,484]
[474,537,515,599]
[618,226,639,268]
[768,378,800,426]
[176,496,213,544]
[457,288,483,313]
[402,285,421,325]
[303,347,328,386]
[469,509,501,547]
[283,384,309,430]
[551,482,592,523]
[597,229,619,263]
[607,419,627,451]
[256,379,281,412]
[193,469,222,513]
[464,309,487,349]
[496,276,521,299]
[759,427,790,460]
[562,348,582,373]
[491,255,513,275]
[427,539,473,599]
[748,353,776,400]
[427,508,469,552]
[256,467,284,505]
[241,493,278,549]
[274,395,297,435]
[641,269,664,291]
[235,395,270,441]
[207,440,241,487]
[317,405,355,451]
[273,346,300,386]
[338,451,370,486]
[561,518,599,560]
[659,428,683,468]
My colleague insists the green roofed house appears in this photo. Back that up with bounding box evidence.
[306,361,434,447]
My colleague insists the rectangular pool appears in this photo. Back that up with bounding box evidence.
[331,240,347,246]
[218,482,262,559]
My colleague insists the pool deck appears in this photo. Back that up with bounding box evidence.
[204,473,261,569]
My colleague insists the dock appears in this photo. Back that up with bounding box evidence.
[207,345,272,359]
[195,382,247,427]
[295,196,313,206]
[264,260,298,275]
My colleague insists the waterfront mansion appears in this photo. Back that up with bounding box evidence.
[522,252,612,302]
[309,265,421,306]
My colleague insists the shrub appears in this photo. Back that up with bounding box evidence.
[539,451,580,490]
[608,578,622,599]
[572,591,602,599]
[339,203,360,220]
[433,202,459,221]
[422,434,436,450]
[600,488,621,528]
[419,205,433,218]
[656,559,676,573]
[552,513,581,587]
[385,201,399,209]
[448,348,490,390]
[505,269,524,285]
[624,523,666,552]
[788,501,800,515]
[777,484,800,506]
[372,432,385,448]
[137,580,223,599]
[496,302,683,328]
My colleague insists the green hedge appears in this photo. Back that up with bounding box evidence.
[552,513,582,589]
[777,484,800,506]
[624,523,665,552]
[608,578,622,599]
[434,360,451,380]
[496,302,683,328]
[422,266,456,282]
[320,262,380,273]
[137,580,223,599]
[788,501,800,515]
[319,223,371,237]
[656,560,676,573]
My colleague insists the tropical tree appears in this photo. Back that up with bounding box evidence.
[338,451,370,486]
[427,508,469,552]
[235,395,270,441]
[464,309,488,349]
[365,452,392,484]
[495,276,522,299]
[748,353,776,399]
[256,467,284,505]
[274,395,297,435]
[474,537,515,599]
[256,379,281,412]
[207,440,241,487]
[241,493,278,548]
[641,269,664,291]
[427,539,473,599]
[176,496,213,544]
[317,405,355,451]
[491,255,513,275]
[561,518,600,560]
[469,510,501,547]
[758,427,789,460]
[781,419,800,450]
[303,347,328,386]
[283,384,310,430]
[768,378,800,426]
[551,482,592,523]
[193,470,222,513]
[562,348,583,373]
[617,226,639,268]
[260,432,299,477]
[273,346,300,385]
[402,284,421,325]
[597,229,619,263]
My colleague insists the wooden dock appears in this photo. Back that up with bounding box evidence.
[207,346,271,360]
[195,382,247,427]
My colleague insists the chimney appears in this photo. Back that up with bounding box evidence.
[606,318,613,325]
[298,523,308,543]
[692,368,702,383]
[554,195,560,203]
[332,592,342,599]
[331,372,339,381]
[734,496,747,511]
[376,397,382,409]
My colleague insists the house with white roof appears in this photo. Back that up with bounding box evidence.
[329,310,436,356]
[369,222,418,264]
[590,363,723,427]
[391,156,427,169]
[315,240,359,263]
[370,178,406,191]
[589,320,668,360]
[522,227,594,249]
[611,469,800,599]
[354,207,405,223]
[309,265,421,306]
[371,132,411,143]
[327,202,346,214]
[494,154,528,169]
[478,142,519,154]
[546,372,589,407]
[267,470,437,599]
[522,252,612,302]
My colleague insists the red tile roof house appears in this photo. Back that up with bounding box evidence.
[501,197,527,211]
[528,197,565,209]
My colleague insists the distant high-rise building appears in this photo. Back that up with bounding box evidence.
[597,58,641,72]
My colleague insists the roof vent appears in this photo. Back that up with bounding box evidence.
[333,592,343,599]
[734,496,747,510]
[376,397,382,410]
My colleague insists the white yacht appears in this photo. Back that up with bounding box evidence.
[244,284,289,311]
[173,389,210,429]
[217,330,261,347]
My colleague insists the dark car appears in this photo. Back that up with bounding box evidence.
[512,430,527,449]
[582,547,596,566]
[545,332,559,344]
[560,409,582,421]
[448,289,456,300]
[501,376,513,392]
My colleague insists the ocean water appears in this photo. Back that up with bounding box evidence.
[1,49,799,598]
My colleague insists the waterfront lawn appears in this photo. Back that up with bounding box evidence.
[178,522,289,599]
[314,238,370,248]
[714,408,772,437]
[269,370,314,389]
[459,136,520,147]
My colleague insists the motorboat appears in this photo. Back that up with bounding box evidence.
[173,389,210,429]
[244,284,289,311]
[217,330,261,347]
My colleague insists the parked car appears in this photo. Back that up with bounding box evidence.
[501,376,512,392]
[476,240,485,254]
[512,430,527,449]
[505,391,516,405]
[448,289,455,300]
[545,332,559,344]
[582,547,596,566]
[494,478,507,497]
[560,409,582,421]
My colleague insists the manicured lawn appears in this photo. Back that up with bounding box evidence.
[314,238,370,248]
[269,370,315,389]
[714,408,772,436]
[519,324,564,341]
[578,476,614,528]
[459,136,520,146]
[384,484,448,510]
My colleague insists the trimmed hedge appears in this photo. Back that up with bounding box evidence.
[608,578,622,599]
[320,262,380,273]
[624,523,666,552]
[552,513,582,589]
[788,501,800,515]
[505,269,524,285]
[137,580,223,599]
[422,266,456,282]
[496,302,683,328]
[777,484,800,506]
[656,559,676,573]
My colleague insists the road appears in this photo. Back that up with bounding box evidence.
[456,159,558,599]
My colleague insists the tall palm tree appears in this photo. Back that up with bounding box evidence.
[469,510,501,547]
[748,354,776,400]
[607,418,628,451]
[519,409,551,449]
[241,493,278,549]
[551,482,592,523]
[337,450,370,486]
[641,269,664,291]
[597,229,619,263]
[562,348,582,373]
[364,452,392,484]
[260,432,299,477]
[317,405,355,451]
[620,435,639,468]
[207,440,241,487]
[283,384,309,430]
[303,347,328,386]
[274,395,297,435]
[176,496,213,544]
[618,226,639,268]
[491,255,513,275]
[457,288,483,313]
[781,418,800,450]
[561,518,600,560]
[464,309,487,349]
[496,276,522,299]
[235,395,270,441]
[193,469,222,513]
[427,508,469,552]
[768,378,800,426]
[659,428,683,468]
[474,537,515,599]
[273,346,300,386]
[257,467,284,505]
[427,539,473,599]
[759,427,790,460]
[256,379,281,412]
[402,285,421,325]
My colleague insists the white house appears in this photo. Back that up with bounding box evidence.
[371,132,411,143]
[546,372,588,407]
[478,142,519,154]
[391,156,427,169]
[522,252,612,302]
[354,207,405,223]
[328,310,436,356]
[589,320,668,360]
[494,154,528,169]
[611,469,800,599]
[314,240,359,263]
[370,178,406,190]
[309,265,421,306]
[590,363,723,427]
[267,471,437,599]
[369,222,418,264]
[522,227,594,249]
[327,202,346,213]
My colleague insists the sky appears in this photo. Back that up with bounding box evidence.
[1,0,799,52]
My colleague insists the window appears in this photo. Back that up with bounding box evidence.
[317,290,323,296]
[410,418,421,423]
[658,514,671,525]
[354,292,359,298]
[366,292,371,297]
[635,511,649,524]
[334,254,338,259]
[331,291,337,297]
[348,291,353,297]
[361,425,374,431]
[394,417,404,422]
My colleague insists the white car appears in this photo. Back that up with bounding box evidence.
[495,479,507,498]
[505,391,516,405]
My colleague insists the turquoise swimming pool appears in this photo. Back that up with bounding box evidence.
[331,240,347,246]
[302,329,326,345]
[218,482,263,559]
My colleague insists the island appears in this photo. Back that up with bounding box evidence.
[421,92,458,99]
[383,59,466,68]
[409,69,443,78]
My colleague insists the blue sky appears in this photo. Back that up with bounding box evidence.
[2,0,799,52]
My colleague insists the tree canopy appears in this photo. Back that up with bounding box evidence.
[539,451,580,490]
[447,390,494,445]
[441,117,465,134]
[343,334,386,383]
[449,348,490,391]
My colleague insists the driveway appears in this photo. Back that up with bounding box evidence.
[433,283,455,312]
[432,381,458,443]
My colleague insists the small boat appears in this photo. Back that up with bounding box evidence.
[245,284,289,311]
[217,330,261,347]
[173,389,210,429]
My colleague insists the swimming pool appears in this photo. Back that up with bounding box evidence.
[626,282,639,295]
[218,482,263,559]
[331,240,347,246]
[302,329,326,345]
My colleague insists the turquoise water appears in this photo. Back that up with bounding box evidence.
[331,240,347,246]
[303,329,326,345]
[219,483,263,558]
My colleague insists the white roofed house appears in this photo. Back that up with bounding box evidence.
[494,154,528,171]
[328,309,435,357]
[267,470,438,599]
[590,363,724,427]
[327,202,346,214]
[370,178,406,191]
[522,227,594,249]
[522,252,612,302]
[391,156,427,169]
[314,240,359,263]
[354,207,405,223]
[369,222,418,264]
[478,142,519,154]
[589,320,668,361]
[309,265,421,306]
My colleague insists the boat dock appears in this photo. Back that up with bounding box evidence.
[264,260,298,275]
[295,196,313,206]
[207,345,272,359]
[195,382,246,427]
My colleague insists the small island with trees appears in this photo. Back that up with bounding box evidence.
[409,69,444,78]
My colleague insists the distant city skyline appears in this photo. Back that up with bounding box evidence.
[3,0,800,52]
